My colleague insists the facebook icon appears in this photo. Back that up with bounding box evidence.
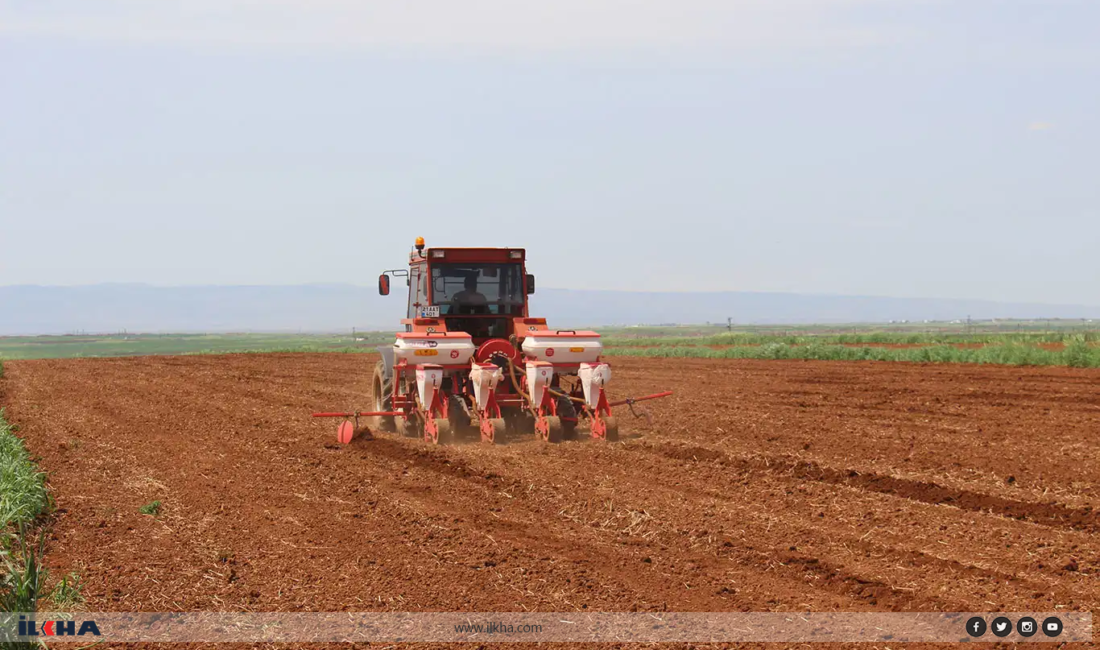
[966,617,987,637]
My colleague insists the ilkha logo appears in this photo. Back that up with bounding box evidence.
[17,615,102,637]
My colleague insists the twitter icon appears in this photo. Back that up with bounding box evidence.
[992,616,1013,637]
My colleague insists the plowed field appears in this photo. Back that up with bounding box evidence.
[3,354,1099,646]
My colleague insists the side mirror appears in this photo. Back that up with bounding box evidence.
[378,274,390,296]
[526,274,535,295]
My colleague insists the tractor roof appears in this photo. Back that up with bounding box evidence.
[409,246,526,264]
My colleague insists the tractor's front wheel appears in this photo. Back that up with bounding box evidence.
[371,361,396,433]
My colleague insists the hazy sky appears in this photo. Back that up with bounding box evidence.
[1,1,1097,304]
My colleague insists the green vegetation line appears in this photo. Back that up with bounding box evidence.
[602,330,1100,347]
[0,332,392,360]
[2,364,58,620]
[0,406,49,531]
[603,339,1100,368]
[2,329,1099,368]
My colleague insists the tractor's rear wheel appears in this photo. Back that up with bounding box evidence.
[371,361,396,433]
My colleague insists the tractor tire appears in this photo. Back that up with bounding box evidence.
[371,361,396,433]
[555,394,578,440]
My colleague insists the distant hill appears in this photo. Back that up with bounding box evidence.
[1,284,1098,335]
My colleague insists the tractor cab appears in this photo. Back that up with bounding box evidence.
[378,238,536,344]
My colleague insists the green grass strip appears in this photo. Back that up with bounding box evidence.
[1,362,56,621]
[0,332,394,360]
[603,330,1100,348]
[0,406,49,532]
[603,339,1100,368]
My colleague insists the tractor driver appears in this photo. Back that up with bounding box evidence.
[451,275,488,313]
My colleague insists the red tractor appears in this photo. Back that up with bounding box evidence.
[314,238,671,445]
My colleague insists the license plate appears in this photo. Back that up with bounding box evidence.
[414,349,438,357]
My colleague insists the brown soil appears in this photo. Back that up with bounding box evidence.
[4,354,1100,648]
